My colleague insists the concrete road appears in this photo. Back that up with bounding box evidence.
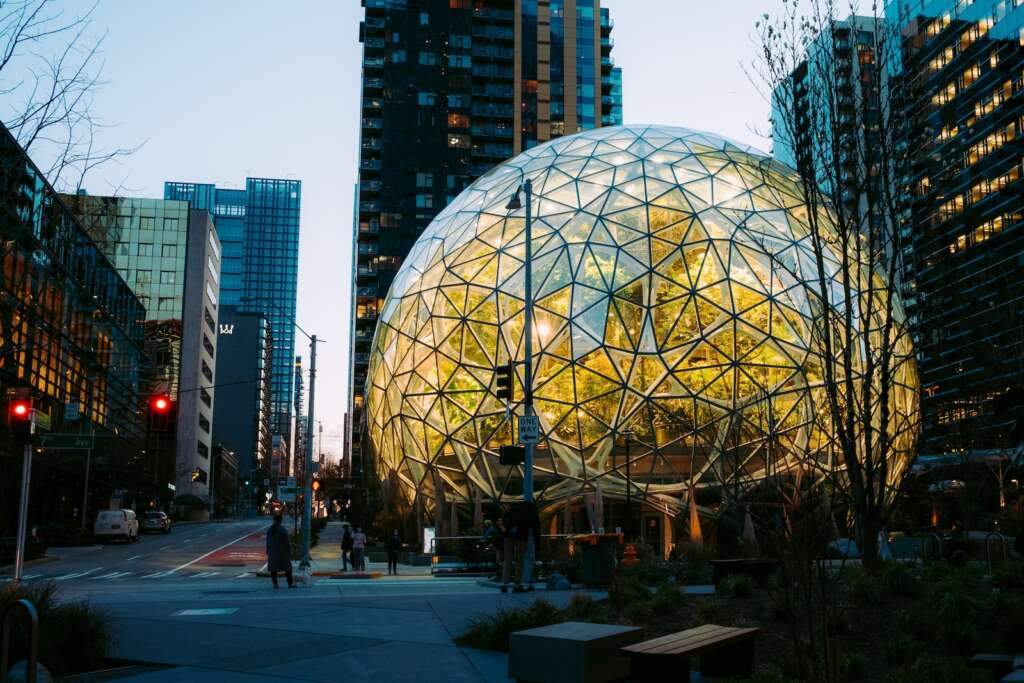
[1,516,280,588]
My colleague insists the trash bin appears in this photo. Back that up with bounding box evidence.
[573,533,621,587]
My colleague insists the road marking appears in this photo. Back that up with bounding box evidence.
[142,571,168,579]
[189,571,221,579]
[159,545,171,550]
[93,571,128,580]
[22,574,40,580]
[166,528,261,576]
[56,568,100,581]
[234,572,251,579]
[126,555,143,561]
[172,608,238,616]
[199,533,208,538]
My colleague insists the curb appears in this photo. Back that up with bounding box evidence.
[0,555,62,572]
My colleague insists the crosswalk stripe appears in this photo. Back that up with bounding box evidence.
[93,571,132,580]
[189,571,220,578]
[234,572,252,579]
[142,571,168,579]
[56,568,100,580]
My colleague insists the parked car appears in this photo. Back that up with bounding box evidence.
[140,511,171,534]
[94,509,139,543]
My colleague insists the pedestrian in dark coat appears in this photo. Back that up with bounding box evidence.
[266,513,293,588]
[341,524,353,571]
[386,529,401,575]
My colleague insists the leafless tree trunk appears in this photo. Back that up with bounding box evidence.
[750,0,921,567]
[0,0,138,192]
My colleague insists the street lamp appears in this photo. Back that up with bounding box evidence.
[506,175,535,502]
[241,295,322,571]
[621,428,635,539]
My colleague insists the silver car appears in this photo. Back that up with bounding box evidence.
[140,511,171,534]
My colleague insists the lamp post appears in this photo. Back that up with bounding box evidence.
[622,428,634,540]
[241,296,321,571]
[506,177,534,502]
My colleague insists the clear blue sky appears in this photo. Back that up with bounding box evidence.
[71,0,773,462]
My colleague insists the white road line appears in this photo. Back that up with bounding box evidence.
[142,571,168,579]
[92,571,122,580]
[126,555,143,561]
[22,574,40,580]
[159,545,171,550]
[190,571,220,578]
[56,568,101,581]
[165,528,258,576]
[199,533,208,538]
[234,572,251,579]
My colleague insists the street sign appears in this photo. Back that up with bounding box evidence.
[64,403,80,421]
[518,414,540,444]
[31,410,51,432]
[34,433,94,449]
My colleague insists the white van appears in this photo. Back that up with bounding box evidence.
[94,509,139,543]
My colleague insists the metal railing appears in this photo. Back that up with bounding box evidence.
[1,599,39,683]
[428,533,578,576]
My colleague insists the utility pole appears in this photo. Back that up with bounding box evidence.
[14,441,33,582]
[299,335,317,570]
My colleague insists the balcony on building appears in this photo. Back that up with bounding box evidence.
[360,159,382,172]
[362,118,383,130]
[363,97,383,110]
[364,77,384,91]
[359,200,380,213]
[358,219,380,235]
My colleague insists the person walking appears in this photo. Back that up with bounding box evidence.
[481,517,503,579]
[386,529,401,576]
[266,513,293,589]
[500,503,530,593]
[340,523,353,572]
[352,526,367,572]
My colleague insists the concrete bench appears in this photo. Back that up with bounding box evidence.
[621,623,761,681]
[509,621,642,683]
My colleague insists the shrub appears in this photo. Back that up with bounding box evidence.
[717,574,754,598]
[563,593,602,621]
[0,581,113,676]
[885,655,982,683]
[608,573,650,614]
[455,599,564,651]
[35,522,93,547]
[839,651,868,679]
[650,581,687,615]
[696,598,722,623]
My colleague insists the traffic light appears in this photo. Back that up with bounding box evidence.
[499,445,525,465]
[312,479,321,492]
[8,399,32,446]
[495,362,514,401]
[150,395,172,414]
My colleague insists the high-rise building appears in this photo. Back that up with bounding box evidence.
[165,179,301,451]
[351,0,623,479]
[66,195,222,513]
[887,0,1024,452]
[212,305,273,506]
[0,123,146,527]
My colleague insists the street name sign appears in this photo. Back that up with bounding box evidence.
[34,433,94,449]
[518,414,539,444]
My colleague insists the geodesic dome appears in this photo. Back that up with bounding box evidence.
[365,124,919,513]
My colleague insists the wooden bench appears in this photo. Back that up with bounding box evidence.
[621,623,761,681]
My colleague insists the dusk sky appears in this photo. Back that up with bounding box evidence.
[70,0,774,462]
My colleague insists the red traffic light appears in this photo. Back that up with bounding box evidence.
[150,395,172,414]
[10,400,31,420]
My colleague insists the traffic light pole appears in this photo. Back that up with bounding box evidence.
[14,442,33,582]
[522,179,534,503]
[299,335,317,570]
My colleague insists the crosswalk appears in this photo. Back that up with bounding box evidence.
[2,568,261,583]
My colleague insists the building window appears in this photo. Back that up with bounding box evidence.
[417,92,437,106]
[200,388,212,408]
[390,49,406,63]
[415,194,434,209]
[447,134,470,149]
[450,34,471,49]
[158,297,175,312]
[419,11,429,25]
[448,54,471,68]
[137,243,153,257]
[140,217,155,230]
[201,360,213,383]
[159,271,176,284]
[208,232,220,260]
[198,441,209,458]
[448,112,470,128]
[418,51,437,65]
[416,172,433,188]
[163,218,179,232]
[161,244,177,258]
[207,255,219,283]
[204,307,216,334]
[206,282,218,308]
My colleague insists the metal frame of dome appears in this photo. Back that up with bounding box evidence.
[365,124,919,515]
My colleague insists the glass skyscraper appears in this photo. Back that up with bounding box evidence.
[351,0,623,479]
[886,0,1024,452]
[165,178,301,444]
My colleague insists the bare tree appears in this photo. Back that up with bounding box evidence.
[749,0,921,566]
[0,0,137,191]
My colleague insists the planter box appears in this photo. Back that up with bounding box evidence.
[509,621,642,683]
